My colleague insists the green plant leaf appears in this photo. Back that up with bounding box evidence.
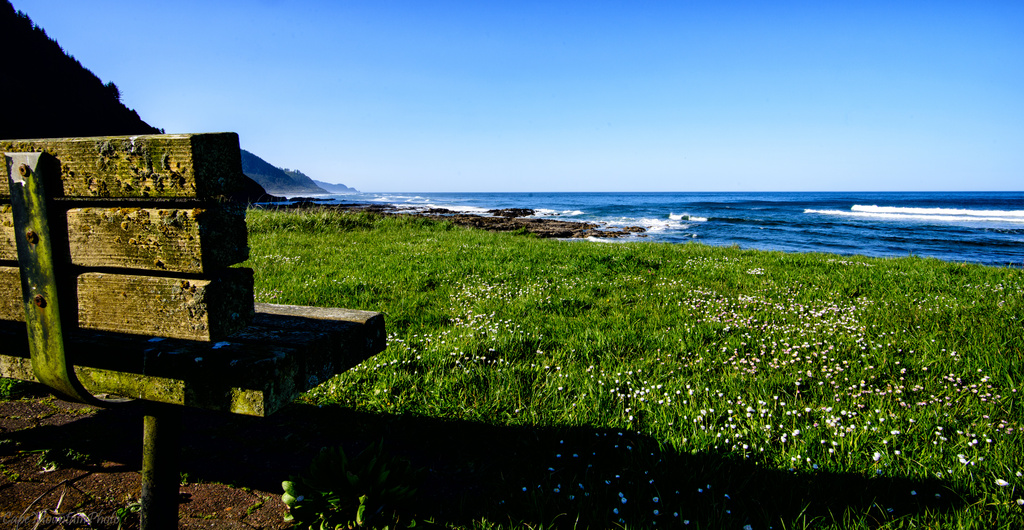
[281,441,420,529]
[356,497,367,526]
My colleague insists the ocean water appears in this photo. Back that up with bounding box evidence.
[305,191,1024,268]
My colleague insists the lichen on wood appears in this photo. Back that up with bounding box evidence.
[75,269,255,340]
[65,205,247,272]
[0,133,244,199]
[0,266,254,340]
[0,204,14,261]
[0,304,386,416]
[0,204,247,272]
[0,266,21,318]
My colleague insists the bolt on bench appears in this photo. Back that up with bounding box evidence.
[0,133,385,528]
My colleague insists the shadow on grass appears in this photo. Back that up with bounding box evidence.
[2,396,969,528]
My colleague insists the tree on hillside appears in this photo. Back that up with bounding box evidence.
[0,0,159,139]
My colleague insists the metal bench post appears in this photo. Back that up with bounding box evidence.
[142,402,182,530]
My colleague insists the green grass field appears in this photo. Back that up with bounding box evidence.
[246,208,1023,529]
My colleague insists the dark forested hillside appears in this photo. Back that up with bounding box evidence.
[282,169,332,193]
[239,150,327,195]
[0,0,160,139]
[0,1,335,200]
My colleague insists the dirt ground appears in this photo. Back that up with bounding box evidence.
[0,379,532,530]
[0,389,295,529]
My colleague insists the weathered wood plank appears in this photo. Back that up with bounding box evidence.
[0,204,12,261]
[0,267,254,340]
[65,206,249,271]
[0,304,386,416]
[0,133,243,199]
[65,206,247,271]
[0,205,248,271]
[76,269,255,340]
[0,266,20,319]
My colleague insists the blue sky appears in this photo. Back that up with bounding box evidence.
[14,1,1024,192]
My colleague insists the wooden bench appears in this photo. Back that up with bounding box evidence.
[0,133,385,528]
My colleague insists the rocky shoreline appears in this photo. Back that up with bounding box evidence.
[267,200,648,239]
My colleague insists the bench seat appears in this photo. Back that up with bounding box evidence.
[0,303,384,416]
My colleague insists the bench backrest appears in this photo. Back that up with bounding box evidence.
[1,133,254,341]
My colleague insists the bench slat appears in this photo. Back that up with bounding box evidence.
[0,303,386,416]
[0,205,248,272]
[0,133,244,199]
[0,267,254,340]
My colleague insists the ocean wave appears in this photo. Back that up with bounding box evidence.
[609,217,692,233]
[371,194,430,204]
[457,205,492,215]
[806,206,1024,224]
[529,208,585,218]
[852,205,1024,218]
[669,212,708,222]
[414,203,491,215]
